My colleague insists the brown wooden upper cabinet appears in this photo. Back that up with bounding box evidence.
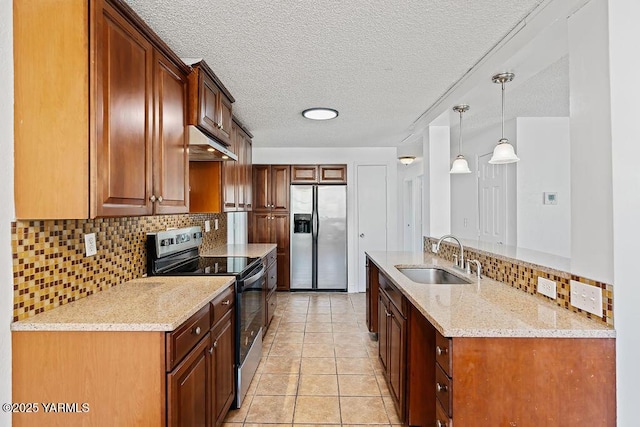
[187,61,234,147]
[222,118,253,212]
[14,0,190,219]
[291,165,347,184]
[253,165,290,212]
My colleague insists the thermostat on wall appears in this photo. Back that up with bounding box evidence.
[543,192,558,205]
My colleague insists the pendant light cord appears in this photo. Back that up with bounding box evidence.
[458,109,463,154]
[501,81,505,140]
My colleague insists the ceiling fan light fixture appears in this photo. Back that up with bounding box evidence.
[302,108,339,120]
[489,72,520,165]
[398,156,416,165]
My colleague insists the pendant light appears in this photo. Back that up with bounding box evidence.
[398,156,416,165]
[450,104,471,174]
[488,73,520,164]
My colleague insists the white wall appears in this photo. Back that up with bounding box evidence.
[253,147,398,293]
[567,0,614,285]
[0,0,13,424]
[608,1,640,425]
[516,117,571,258]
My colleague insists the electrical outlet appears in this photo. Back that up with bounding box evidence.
[570,280,603,316]
[214,219,219,230]
[431,243,437,253]
[204,220,211,232]
[537,277,557,299]
[84,233,97,257]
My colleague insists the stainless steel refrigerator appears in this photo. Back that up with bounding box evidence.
[290,184,347,290]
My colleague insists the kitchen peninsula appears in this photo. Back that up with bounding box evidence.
[366,250,615,427]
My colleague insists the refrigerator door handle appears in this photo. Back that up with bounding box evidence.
[312,186,319,240]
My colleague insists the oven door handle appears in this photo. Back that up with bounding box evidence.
[242,265,266,288]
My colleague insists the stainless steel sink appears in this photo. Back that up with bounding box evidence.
[397,267,471,284]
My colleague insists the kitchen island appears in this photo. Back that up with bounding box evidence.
[366,251,616,427]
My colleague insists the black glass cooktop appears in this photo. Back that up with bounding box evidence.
[164,256,260,276]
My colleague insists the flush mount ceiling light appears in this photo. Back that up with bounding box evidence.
[489,72,520,164]
[450,104,471,174]
[398,156,416,165]
[302,108,339,120]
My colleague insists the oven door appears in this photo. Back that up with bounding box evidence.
[235,263,265,407]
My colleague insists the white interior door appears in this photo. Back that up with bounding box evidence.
[478,153,506,244]
[357,165,387,292]
[413,176,423,252]
[403,180,414,251]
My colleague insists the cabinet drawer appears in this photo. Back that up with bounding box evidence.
[435,364,452,417]
[378,272,406,317]
[166,304,211,371]
[267,263,277,292]
[267,249,277,267]
[265,290,276,329]
[212,284,235,327]
[435,400,453,427]
[435,332,453,377]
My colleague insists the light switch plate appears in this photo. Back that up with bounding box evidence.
[543,192,558,205]
[431,243,437,253]
[214,219,219,230]
[570,280,603,316]
[84,233,97,257]
[204,220,211,232]
[537,277,557,299]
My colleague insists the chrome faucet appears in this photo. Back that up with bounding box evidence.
[435,234,465,271]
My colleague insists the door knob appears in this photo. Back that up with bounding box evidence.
[360,233,365,238]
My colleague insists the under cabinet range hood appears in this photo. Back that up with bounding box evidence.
[188,125,238,161]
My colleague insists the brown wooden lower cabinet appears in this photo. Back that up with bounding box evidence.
[12,284,236,427]
[250,213,290,290]
[370,264,616,427]
[366,256,379,334]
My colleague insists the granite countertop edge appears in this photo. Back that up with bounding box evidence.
[11,276,236,332]
[366,251,616,339]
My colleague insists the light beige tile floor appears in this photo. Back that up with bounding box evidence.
[224,292,402,426]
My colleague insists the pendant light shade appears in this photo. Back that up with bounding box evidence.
[450,104,471,174]
[488,73,520,165]
[450,155,471,173]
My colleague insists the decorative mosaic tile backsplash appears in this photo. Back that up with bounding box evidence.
[12,213,227,322]
[424,237,614,326]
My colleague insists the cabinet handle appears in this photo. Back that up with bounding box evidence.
[219,124,224,131]
[436,420,446,427]
[385,310,392,318]
[436,382,448,393]
[221,300,230,305]
[209,346,214,355]
[213,340,218,348]
[150,195,157,202]
[193,326,201,335]
[436,345,448,356]
[157,195,163,203]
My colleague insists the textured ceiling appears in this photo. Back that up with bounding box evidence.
[125,0,544,147]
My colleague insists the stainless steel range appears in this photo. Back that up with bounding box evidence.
[146,226,264,408]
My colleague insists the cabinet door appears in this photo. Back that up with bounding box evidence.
[236,131,246,210]
[250,213,271,243]
[95,2,154,216]
[319,165,347,184]
[252,165,271,211]
[272,213,290,290]
[245,140,253,211]
[271,165,290,212]
[291,165,318,183]
[211,312,235,425]
[378,292,389,372]
[222,123,238,212]
[388,302,406,419]
[153,51,189,214]
[366,258,379,334]
[217,94,233,146]
[199,72,221,139]
[167,334,211,427]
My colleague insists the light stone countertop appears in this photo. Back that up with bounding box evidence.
[200,244,277,259]
[11,276,235,332]
[366,251,616,339]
